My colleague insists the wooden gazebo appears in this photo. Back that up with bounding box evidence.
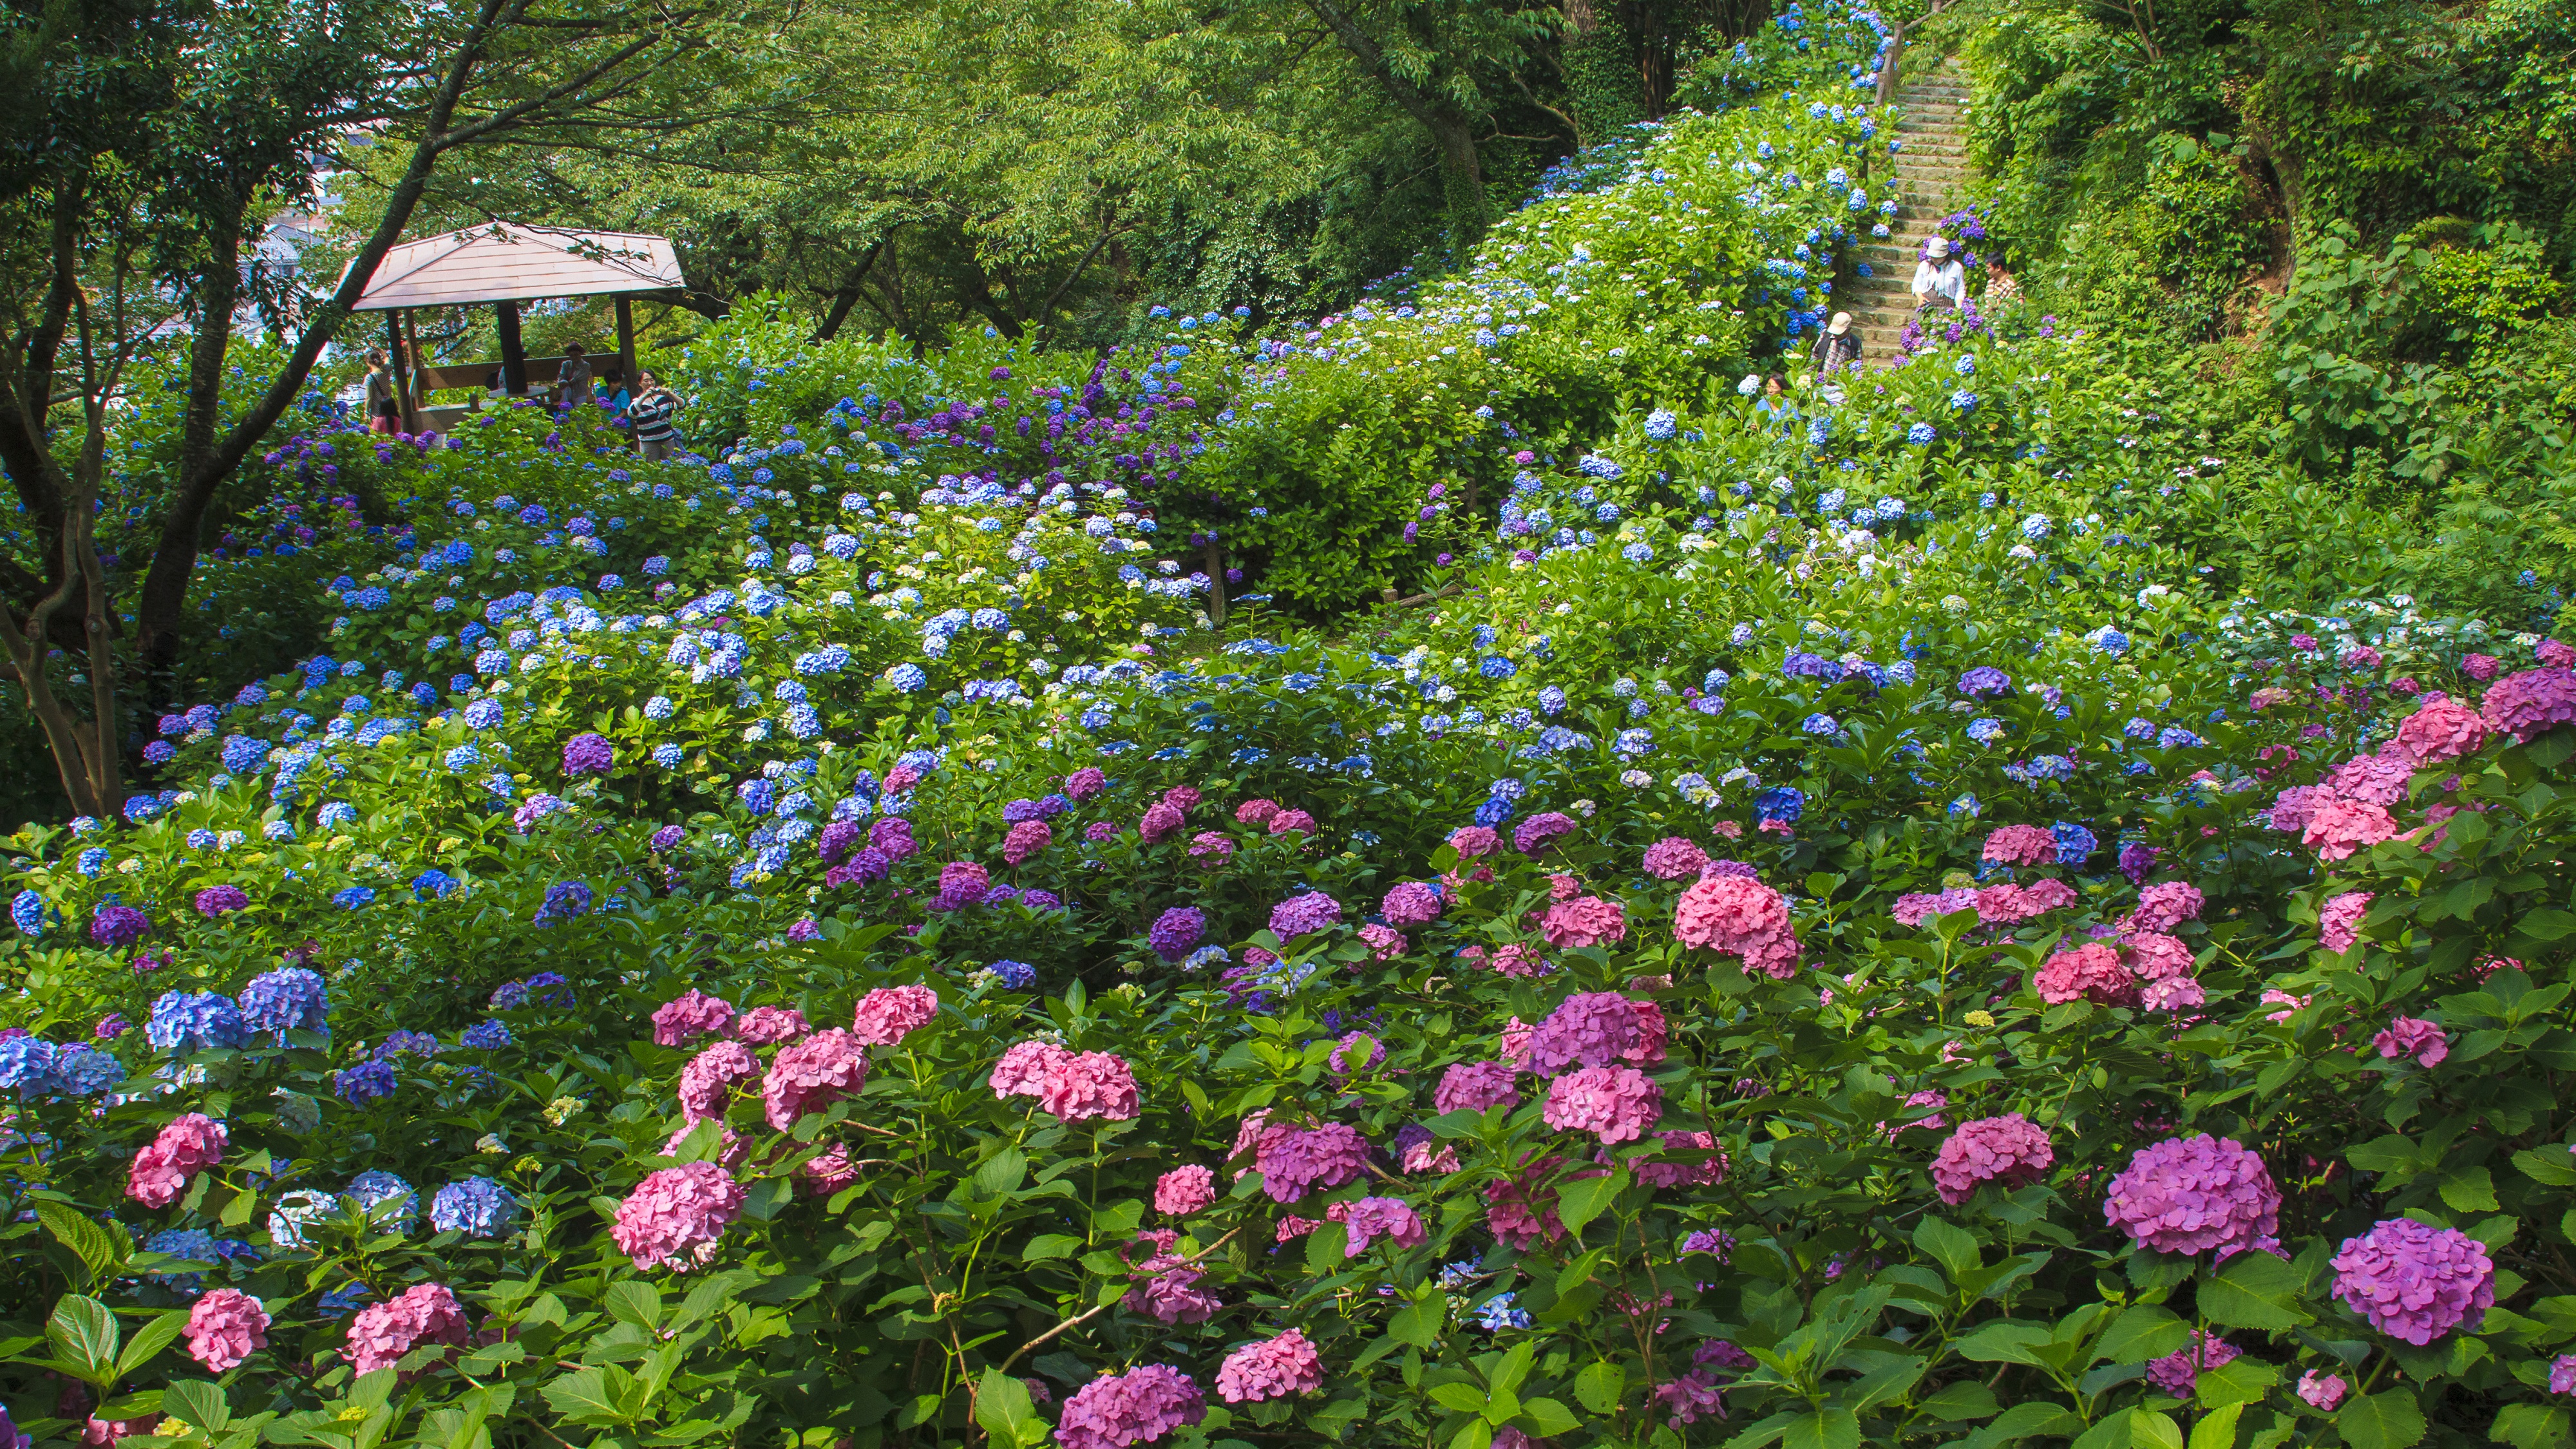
[343,223,685,430]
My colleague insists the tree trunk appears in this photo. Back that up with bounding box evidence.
[1562,0,1647,146]
[1303,0,1492,245]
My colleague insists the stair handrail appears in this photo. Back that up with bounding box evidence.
[1873,0,1949,108]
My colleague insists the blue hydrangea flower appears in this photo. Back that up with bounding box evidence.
[1966,717,2005,744]
[1479,655,1517,680]
[0,1036,58,1092]
[148,991,247,1053]
[239,968,330,1037]
[429,1177,519,1238]
[53,1044,125,1095]
[332,886,375,910]
[2052,821,2098,865]
[412,869,459,900]
[1475,1294,1534,1331]
[535,880,594,925]
[1753,786,1805,823]
[1906,422,1935,446]
[989,960,1037,990]
[335,1060,397,1104]
[460,1019,511,1050]
[346,1170,418,1232]
[9,890,47,936]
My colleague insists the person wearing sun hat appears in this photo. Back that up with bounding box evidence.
[1911,234,1967,316]
[1808,312,1861,377]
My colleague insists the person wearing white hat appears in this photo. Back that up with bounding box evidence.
[1808,312,1861,377]
[1911,234,1967,316]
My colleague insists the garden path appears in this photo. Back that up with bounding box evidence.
[1840,55,1972,362]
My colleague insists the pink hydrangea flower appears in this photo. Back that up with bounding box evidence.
[2374,1016,2448,1067]
[1269,893,1342,938]
[1932,1113,2054,1204]
[934,860,989,909]
[1973,883,2048,925]
[2396,696,2490,761]
[184,1289,269,1372]
[1893,888,1980,926]
[1435,1061,1522,1114]
[2121,932,2195,981]
[611,1160,747,1272]
[1269,809,1317,835]
[1394,1124,1459,1173]
[2130,881,2204,931]
[344,1283,469,1375]
[1539,896,1626,950]
[1981,824,2058,866]
[2465,652,2503,681]
[1542,1065,1662,1144]
[2145,1331,2239,1396]
[1482,1153,1567,1249]
[2261,988,2311,1023]
[662,1119,750,1172]
[2142,976,2206,1012]
[1528,992,1644,1074]
[1381,881,1444,927]
[2266,784,2327,833]
[734,1005,810,1045]
[1057,1365,1206,1449]
[1654,1370,1727,1427]
[1634,1129,1727,1188]
[1065,767,1107,800]
[1513,811,1578,854]
[2103,1135,2281,1257]
[2331,1218,2494,1344]
[1343,1196,1427,1255]
[850,984,938,1046]
[990,1039,1071,1099]
[1003,819,1052,866]
[128,1113,227,1208]
[2483,665,2576,740]
[1041,1051,1140,1121]
[1123,1256,1223,1325]
[1234,798,1279,826]
[2327,750,2414,807]
[679,1039,761,1121]
[1627,998,1669,1065]
[2320,891,2373,954]
[1139,802,1186,842]
[1500,1016,1536,1067]
[2298,1371,2349,1410]
[2552,1356,2576,1396]
[1256,1122,1370,1202]
[2022,876,2079,912]
[1674,875,1799,978]
[1155,1165,1216,1217]
[761,1028,867,1130]
[1642,837,1710,880]
[1187,831,1233,865]
[1358,923,1408,960]
[799,1142,859,1194]
[652,989,736,1047]
[1448,825,1500,858]
[2034,943,2138,1007]
[1216,1330,1323,1403]
[1470,942,1551,977]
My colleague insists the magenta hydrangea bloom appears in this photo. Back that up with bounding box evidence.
[345,1282,469,1375]
[1642,836,1710,880]
[1187,831,1233,865]
[561,732,614,775]
[1328,1032,1383,1075]
[734,1005,808,1045]
[1655,1370,1727,1427]
[1633,1129,1727,1188]
[679,1039,760,1121]
[1539,896,1626,949]
[2120,932,2195,982]
[1931,1113,2053,1204]
[1381,881,1444,927]
[2130,881,2204,931]
[1139,801,1186,842]
[1674,875,1799,978]
[1039,1050,1139,1121]
[1342,1196,1427,1255]
[611,1160,748,1272]
[1448,824,1500,858]
[1065,766,1107,800]
[1057,1364,1206,1449]
[2145,1331,2238,1396]
[934,860,990,909]
[128,1112,227,1207]
[661,1120,748,1173]
[2396,696,2490,762]
[761,1028,867,1130]
[2298,1371,2349,1410]
[2551,1356,2576,1396]
[2302,796,2400,862]
[652,989,736,1047]
[990,1039,1072,1099]
[1269,892,1341,939]
[91,904,152,948]
[2102,1135,2281,1257]
[1981,824,2058,866]
[869,817,918,860]
[2481,665,2576,741]
[850,984,938,1046]
[1002,819,1052,866]
[1527,991,1644,1075]
[2331,1218,2494,1344]
[2374,1016,2448,1068]
[1434,1060,1522,1114]
[1154,1165,1216,1216]
[2320,891,2373,954]
[1123,1255,1223,1325]
[184,1288,270,1372]
[1542,1065,1662,1143]
[194,885,250,918]
[1216,1330,1324,1403]
[1513,811,1578,854]
[1256,1122,1370,1202]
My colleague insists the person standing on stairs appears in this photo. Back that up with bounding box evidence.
[1911,236,1967,318]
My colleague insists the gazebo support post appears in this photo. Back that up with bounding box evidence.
[383,313,410,428]
[496,299,529,396]
[615,296,640,450]
[399,310,427,430]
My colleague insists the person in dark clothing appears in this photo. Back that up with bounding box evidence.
[1809,312,1861,377]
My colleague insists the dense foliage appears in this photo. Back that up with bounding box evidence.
[12,5,2576,1449]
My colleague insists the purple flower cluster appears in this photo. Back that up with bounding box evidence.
[2102,1135,2281,1258]
[2331,1218,2495,1344]
[1268,892,1341,939]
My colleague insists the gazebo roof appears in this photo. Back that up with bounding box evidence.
[345,223,683,312]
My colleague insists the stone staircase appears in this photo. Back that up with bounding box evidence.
[1837,55,1973,362]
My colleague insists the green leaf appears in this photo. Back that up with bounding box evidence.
[1958,1401,2083,1448]
[164,1382,231,1435]
[2338,1390,2428,1449]
[48,1294,120,1381]
[2515,1148,2576,1187]
[1956,1320,2054,1365]
[1780,1408,1862,1449]
[603,1282,662,1331]
[115,1310,192,1380]
[2198,1251,2313,1331]
[1389,1290,1444,1349]
[1516,1399,1580,1438]
[739,1176,792,1221]
[2126,1410,2184,1449]
[2438,1166,2501,1213]
[1428,1383,1490,1416]
[1571,1361,1625,1414]
[973,1368,1045,1449]
[974,1148,1028,1197]
[542,1368,633,1426]
[2193,1356,2278,1408]
[1554,1168,1626,1238]
[1023,1234,1081,1262]
[1915,1381,2000,1422]
[39,1202,125,1285]
[1489,1341,1535,1399]
[2186,1403,2241,1449]
[2090,1304,2188,1365]
[2490,1404,2573,1449]
[2519,909,2576,941]
[1303,1221,1345,1276]
[1914,1216,1981,1282]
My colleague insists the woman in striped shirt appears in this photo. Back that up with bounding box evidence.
[626,372,681,460]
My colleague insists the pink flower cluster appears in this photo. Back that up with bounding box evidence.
[1057,1365,1206,1449]
[2033,943,2137,1007]
[1674,875,1799,978]
[184,1289,270,1372]
[2130,881,2204,932]
[1122,1251,1222,1325]
[2327,749,2412,806]
[1542,1065,1662,1143]
[1435,1060,1522,1114]
[652,989,735,1046]
[1256,1122,1370,1202]
[1642,837,1709,880]
[1634,1130,1727,1188]
[1381,880,1444,926]
[1981,824,2058,866]
[2331,1218,2494,1344]
[1482,1153,1567,1249]
[2374,1016,2449,1068]
[680,1040,760,1121]
[1448,824,1500,857]
[1342,1196,1427,1255]
[735,1005,808,1045]
[1891,887,1980,926]
[1041,1051,1140,1121]
[128,1113,227,1208]
[611,1160,747,1272]
[1154,1165,1215,1216]
[2320,891,2373,954]
[1513,811,1577,854]
[2481,665,2576,741]
[2145,1331,2239,1396]
[1526,992,1662,1074]
[1931,1113,2053,1205]
[2302,796,2400,862]
[1002,819,1051,866]
[2393,696,2488,764]
[1215,1330,1323,1403]
[990,1039,1066,1098]
[345,1283,469,1375]
[850,984,938,1046]
[2102,1135,2281,1257]
[762,1028,867,1130]
[1539,895,1627,949]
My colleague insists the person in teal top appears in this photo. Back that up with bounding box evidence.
[596,368,632,413]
